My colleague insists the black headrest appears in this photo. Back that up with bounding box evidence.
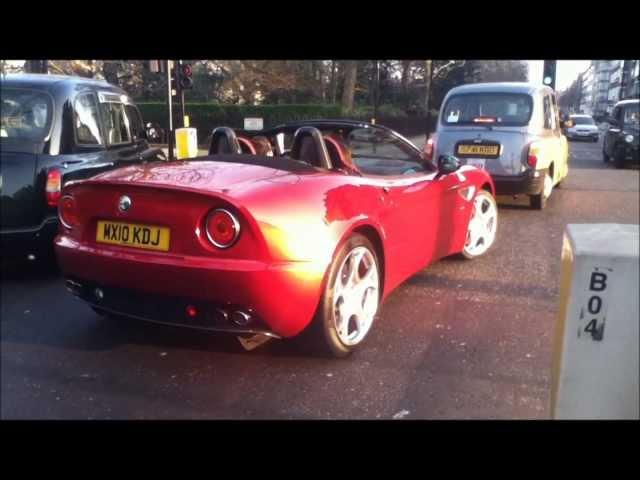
[209,127,242,155]
[290,127,332,170]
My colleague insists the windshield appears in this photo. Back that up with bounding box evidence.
[442,92,533,126]
[1,88,53,142]
[571,116,595,125]
[624,104,639,125]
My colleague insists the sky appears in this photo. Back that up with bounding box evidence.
[527,60,591,91]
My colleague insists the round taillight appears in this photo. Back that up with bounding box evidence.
[59,195,78,229]
[205,209,240,248]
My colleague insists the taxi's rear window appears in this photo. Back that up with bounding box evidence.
[1,88,53,141]
[442,92,533,126]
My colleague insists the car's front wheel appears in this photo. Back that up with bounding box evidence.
[461,190,498,259]
[613,145,626,169]
[312,234,380,357]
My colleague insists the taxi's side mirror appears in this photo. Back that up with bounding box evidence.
[438,155,461,174]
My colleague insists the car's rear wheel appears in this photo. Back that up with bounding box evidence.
[461,190,498,259]
[311,234,380,357]
[530,171,553,210]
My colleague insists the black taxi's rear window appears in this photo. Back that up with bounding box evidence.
[442,92,533,126]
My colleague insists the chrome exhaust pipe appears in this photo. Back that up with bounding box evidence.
[231,310,252,326]
[65,279,83,295]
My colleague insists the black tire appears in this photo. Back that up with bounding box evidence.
[613,145,626,169]
[530,193,546,210]
[306,233,380,358]
[530,171,552,210]
[602,148,609,163]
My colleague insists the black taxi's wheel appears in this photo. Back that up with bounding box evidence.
[461,190,498,260]
[613,145,626,169]
[311,233,380,358]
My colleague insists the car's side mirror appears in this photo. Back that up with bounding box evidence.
[438,155,461,175]
[145,122,164,143]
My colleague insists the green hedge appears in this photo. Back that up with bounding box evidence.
[138,103,344,138]
[137,102,435,141]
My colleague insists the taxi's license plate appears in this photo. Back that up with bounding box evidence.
[457,144,499,156]
[96,220,170,252]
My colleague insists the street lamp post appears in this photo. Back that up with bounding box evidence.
[166,60,175,161]
[373,60,379,124]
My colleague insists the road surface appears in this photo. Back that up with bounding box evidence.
[1,137,638,419]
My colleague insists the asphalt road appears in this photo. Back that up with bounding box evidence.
[1,138,638,419]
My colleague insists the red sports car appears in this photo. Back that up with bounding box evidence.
[55,120,498,357]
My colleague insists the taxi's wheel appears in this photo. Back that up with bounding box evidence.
[613,145,626,169]
[461,190,498,259]
[530,171,553,210]
[311,234,380,358]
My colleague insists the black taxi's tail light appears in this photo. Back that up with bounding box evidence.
[46,169,62,207]
[205,208,240,249]
[59,195,79,229]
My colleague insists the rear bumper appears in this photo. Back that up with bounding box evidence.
[0,217,58,259]
[492,169,546,196]
[567,132,599,140]
[54,235,326,338]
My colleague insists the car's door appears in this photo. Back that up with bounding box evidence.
[347,127,463,283]
[56,90,119,184]
[604,105,622,157]
[96,91,150,168]
[551,93,569,181]
[539,93,563,177]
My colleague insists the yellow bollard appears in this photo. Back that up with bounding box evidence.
[175,117,198,160]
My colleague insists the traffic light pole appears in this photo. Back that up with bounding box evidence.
[166,60,175,161]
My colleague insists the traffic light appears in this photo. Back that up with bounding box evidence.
[543,60,557,90]
[177,63,193,90]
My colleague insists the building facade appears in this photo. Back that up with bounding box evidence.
[578,60,639,117]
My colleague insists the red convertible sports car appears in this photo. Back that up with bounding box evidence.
[55,120,498,357]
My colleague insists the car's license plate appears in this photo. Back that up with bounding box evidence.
[96,220,170,252]
[466,158,486,169]
[457,144,500,156]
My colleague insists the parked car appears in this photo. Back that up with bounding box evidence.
[565,114,599,142]
[427,82,570,209]
[55,120,498,357]
[0,74,166,263]
[602,99,639,169]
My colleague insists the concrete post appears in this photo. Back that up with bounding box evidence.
[551,224,639,419]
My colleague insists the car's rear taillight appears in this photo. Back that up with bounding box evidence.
[527,143,540,169]
[205,208,240,248]
[46,169,62,207]
[423,136,436,162]
[59,195,78,229]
